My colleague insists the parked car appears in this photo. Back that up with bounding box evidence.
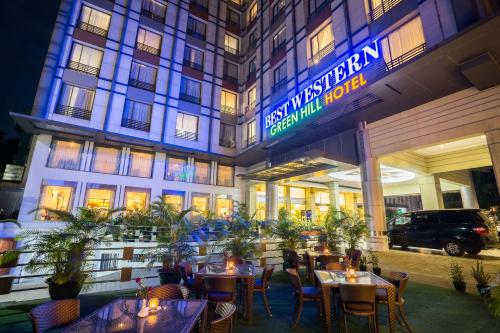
[387,209,500,256]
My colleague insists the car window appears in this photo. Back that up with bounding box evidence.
[413,213,439,225]
[394,214,411,225]
[440,211,475,224]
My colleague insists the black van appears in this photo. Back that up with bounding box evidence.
[387,209,500,256]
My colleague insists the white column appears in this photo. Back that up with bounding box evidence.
[327,181,341,209]
[265,182,278,220]
[486,129,500,192]
[246,182,257,217]
[357,124,388,251]
[461,171,479,209]
[418,175,444,209]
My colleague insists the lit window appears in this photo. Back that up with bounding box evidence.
[176,113,199,141]
[68,43,103,76]
[163,193,184,212]
[166,156,189,181]
[246,120,256,146]
[248,87,257,108]
[310,24,334,63]
[86,188,115,210]
[224,34,239,55]
[364,0,402,22]
[92,146,121,174]
[183,46,204,70]
[187,16,207,40]
[216,197,233,219]
[37,184,75,221]
[221,90,237,114]
[122,99,152,132]
[219,123,236,148]
[249,3,258,22]
[191,194,209,216]
[124,188,150,211]
[78,5,111,36]
[255,183,266,221]
[136,28,162,55]
[129,62,157,91]
[180,77,201,104]
[194,160,211,184]
[272,27,286,54]
[128,150,154,178]
[47,139,83,170]
[290,187,305,220]
[217,164,234,187]
[57,84,95,119]
[315,191,330,205]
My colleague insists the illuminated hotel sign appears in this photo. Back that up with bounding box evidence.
[265,39,381,137]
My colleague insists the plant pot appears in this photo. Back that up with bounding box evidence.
[47,279,83,300]
[0,276,14,295]
[360,265,367,272]
[453,281,466,292]
[476,283,488,295]
[373,267,381,276]
[158,268,181,285]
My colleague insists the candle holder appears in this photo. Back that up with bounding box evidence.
[148,297,160,313]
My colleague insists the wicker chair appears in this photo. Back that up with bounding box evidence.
[325,262,346,271]
[303,251,315,284]
[318,255,341,269]
[29,299,80,333]
[349,249,363,270]
[282,249,301,269]
[339,284,378,333]
[150,284,189,300]
[204,276,237,304]
[286,268,322,328]
[208,302,237,333]
[376,272,412,332]
[252,264,274,317]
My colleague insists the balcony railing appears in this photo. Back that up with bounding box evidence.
[219,138,236,148]
[175,129,198,141]
[183,59,204,71]
[186,28,206,41]
[136,42,160,55]
[179,92,201,104]
[272,41,286,57]
[221,105,237,115]
[367,0,402,23]
[246,135,256,147]
[67,61,100,76]
[385,43,426,71]
[224,45,239,56]
[129,78,155,92]
[78,21,108,37]
[121,118,151,131]
[223,73,238,84]
[55,104,92,120]
[140,8,166,23]
[272,78,287,93]
[309,41,335,66]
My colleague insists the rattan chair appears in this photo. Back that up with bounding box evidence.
[150,284,189,300]
[376,272,412,332]
[252,264,275,317]
[29,299,80,333]
[303,251,315,284]
[286,268,322,328]
[339,284,378,333]
[204,276,237,304]
[325,262,346,271]
[318,255,341,269]
[349,249,363,270]
[208,302,237,333]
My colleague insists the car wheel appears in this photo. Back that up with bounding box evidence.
[466,249,481,255]
[444,242,465,256]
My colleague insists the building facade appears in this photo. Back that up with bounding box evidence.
[6,0,500,249]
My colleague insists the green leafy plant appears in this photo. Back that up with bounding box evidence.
[368,251,380,269]
[471,260,491,287]
[340,210,369,251]
[487,286,500,318]
[321,206,344,251]
[360,255,368,267]
[0,220,21,267]
[271,208,304,251]
[449,260,465,283]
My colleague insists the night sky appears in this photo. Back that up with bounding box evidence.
[0,0,61,139]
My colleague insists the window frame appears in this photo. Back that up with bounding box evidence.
[216,164,235,187]
[127,150,155,178]
[46,138,84,171]
[91,145,122,175]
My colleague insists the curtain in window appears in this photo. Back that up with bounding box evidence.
[217,165,234,186]
[249,3,258,21]
[38,185,74,220]
[176,113,198,133]
[194,161,210,184]
[381,16,425,63]
[224,34,239,51]
[143,0,167,17]
[224,62,238,77]
[60,85,95,110]
[71,43,103,68]
[221,91,237,110]
[92,146,121,174]
[181,78,201,98]
[47,140,82,170]
[80,6,110,30]
[166,157,188,181]
[188,17,206,36]
[184,46,204,65]
[123,100,152,123]
[128,151,154,177]
[274,62,287,83]
[220,123,236,143]
[247,121,256,138]
[130,62,157,84]
[124,189,150,211]
[137,28,161,49]
[311,25,334,55]
[248,87,257,106]
[163,194,183,211]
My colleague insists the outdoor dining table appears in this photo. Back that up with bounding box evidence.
[194,263,255,321]
[314,270,397,333]
[60,298,208,333]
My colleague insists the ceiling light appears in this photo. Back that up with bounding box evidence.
[328,165,415,184]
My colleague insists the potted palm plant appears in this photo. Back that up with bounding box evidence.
[270,208,305,269]
[359,255,368,272]
[471,260,491,295]
[369,251,381,276]
[321,206,343,252]
[449,260,466,292]
[340,210,369,256]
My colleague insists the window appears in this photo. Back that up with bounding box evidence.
[122,100,152,131]
[315,191,330,223]
[187,16,207,40]
[91,146,121,174]
[78,5,111,37]
[141,0,167,23]
[219,123,236,148]
[248,30,258,49]
[272,27,286,56]
[194,160,211,184]
[290,187,306,221]
[310,24,334,64]
[249,3,258,23]
[183,46,204,71]
[128,150,154,178]
[68,43,103,76]
[56,84,95,120]
[248,86,257,108]
[191,0,208,9]
[37,183,75,220]
[217,164,234,186]
[227,8,240,26]
[273,62,287,91]
[223,61,238,83]
[224,34,239,55]
[100,253,118,270]
[278,185,287,211]
[136,28,162,55]
[247,120,256,146]
[413,212,439,225]
[163,192,184,212]
[47,139,83,170]
[124,188,150,211]
[221,90,237,114]
[272,0,286,23]
[180,77,201,104]
[255,183,266,221]
[248,58,257,78]
[381,16,425,70]
[191,194,209,216]
[129,62,157,91]
[216,197,233,219]
[364,0,403,22]
[309,0,328,16]
[176,113,199,140]
[165,156,189,181]
[394,214,411,225]
[85,186,116,210]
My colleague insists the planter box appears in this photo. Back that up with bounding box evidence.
[0,276,14,295]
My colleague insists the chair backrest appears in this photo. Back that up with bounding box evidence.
[286,268,302,295]
[178,263,193,279]
[29,299,80,333]
[339,284,376,312]
[349,249,362,261]
[208,302,237,333]
[150,284,188,300]
[389,271,409,303]
[325,262,346,271]
[314,244,326,252]
[283,250,300,268]
[204,276,237,294]
[319,255,341,268]
[261,264,275,288]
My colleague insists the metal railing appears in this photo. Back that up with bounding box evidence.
[367,0,402,23]
[183,59,204,71]
[272,41,286,57]
[175,129,198,141]
[223,73,238,84]
[121,118,151,132]
[186,28,206,41]
[67,61,100,76]
[136,42,160,55]
[78,21,108,37]
[193,176,210,184]
[55,104,92,120]
[309,41,335,66]
[385,43,426,71]
[221,105,237,115]
[128,79,155,92]
[179,92,201,104]
[246,135,256,147]
[224,45,239,56]
[272,78,287,93]
[141,8,166,23]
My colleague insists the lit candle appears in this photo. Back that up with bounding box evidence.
[349,268,355,277]
[148,297,159,311]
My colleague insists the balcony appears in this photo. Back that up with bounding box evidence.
[308,41,335,66]
[385,43,426,71]
[246,135,256,148]
[121,118,151,131]
[272,41,286,57]
[175,129,198,141]
[219,137,236,148]
[247,70,257,82]
[367,0,403,23]
[183,59,203,71]
[187,28,206,41]
[179,92,201,104]
[272,78,287,93]
[78,21,108,37]
[221,105,237,115]
[223,73,239,84]
[128,78,156,92]
[55,105,92,120]
[224,45,239,56]
[136,42,160,56]
[140,8,166,23]
[67,61,100,76]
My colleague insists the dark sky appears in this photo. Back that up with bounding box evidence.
[0,0,60,139]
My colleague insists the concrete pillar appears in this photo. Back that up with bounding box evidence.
[327,181,341,210]
[486,129,500,192]
[418,175,444,209]
[265,182,278,220]
[246,182,257,217]
[357,124,388,251]
[461,171,479,209]
[306,188,316,223]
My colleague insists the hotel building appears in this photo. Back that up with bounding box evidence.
[6,0,500,250]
